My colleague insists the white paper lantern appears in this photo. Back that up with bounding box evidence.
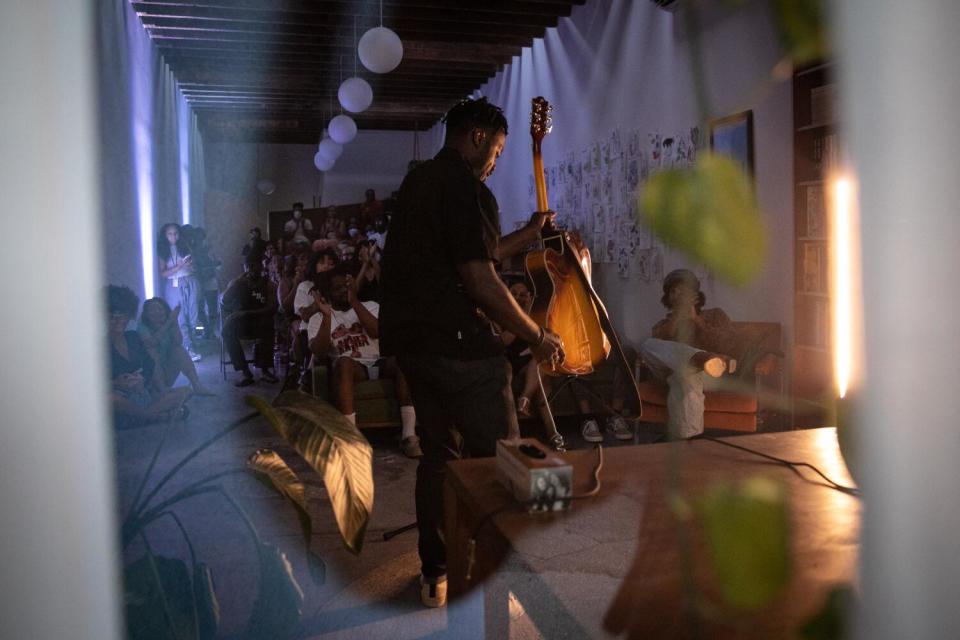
[328,114,358,144]
[318,138,343,161]
[256,179,276,195]
[358,26,403,74]
[314,151,335,172]
[338,76,373,113]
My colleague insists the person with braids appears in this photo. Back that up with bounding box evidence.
[380,97,564,608]
[157,223,202,362]
[106,285,190,427]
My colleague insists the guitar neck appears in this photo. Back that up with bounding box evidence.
[532,144,550,213]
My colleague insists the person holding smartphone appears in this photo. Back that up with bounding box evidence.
[157,223,202,361]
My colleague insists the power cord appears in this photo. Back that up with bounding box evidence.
[465,444,604,581]
[700,436,861,497]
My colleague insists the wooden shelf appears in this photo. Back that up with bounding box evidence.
[797,121,837,132]
[793,61,836,426]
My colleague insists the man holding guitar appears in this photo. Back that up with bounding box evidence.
[380,97,563,608]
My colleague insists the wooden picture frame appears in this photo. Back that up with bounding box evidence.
[710,110,755,177]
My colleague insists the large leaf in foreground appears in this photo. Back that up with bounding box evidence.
[247,448,326,584]
[125,554,198,640]
[244,543,304,640]
[640,153,766,286]
[696,477,790,610]
[246,392,374,554]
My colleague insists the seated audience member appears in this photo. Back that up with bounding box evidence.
[263,242,282,285]
[640,268,746,439]
[242,227,266,262]
[499,280,636,443]
[107,285,190,427]
[368,215,388,251]
[307,264,421,458]
[359,188,383,227]
[322,206,345,239]
[138,298,214,396]
[221,255,279,387]
[291,249,339,374]
[355,240,381,302]
[284,202,314,247]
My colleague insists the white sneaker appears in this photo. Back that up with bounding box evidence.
[581,418,603,443]
[605,415,633,441]
[420,575,447,608]
[188,350,202,362]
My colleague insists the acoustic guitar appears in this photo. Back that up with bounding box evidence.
[525,97,642,450]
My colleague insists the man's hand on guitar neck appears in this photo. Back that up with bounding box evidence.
[499,210,557,259]
[528,209,556,233]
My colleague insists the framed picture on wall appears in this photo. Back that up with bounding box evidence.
[710,110,755,177]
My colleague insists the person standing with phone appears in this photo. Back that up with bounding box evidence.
[158,223,202,361]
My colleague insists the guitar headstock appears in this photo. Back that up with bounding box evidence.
[530,97,553,145]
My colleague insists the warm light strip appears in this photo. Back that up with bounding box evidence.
[832,177,853,398]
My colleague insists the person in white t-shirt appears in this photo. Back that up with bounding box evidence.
[307,265,421,458]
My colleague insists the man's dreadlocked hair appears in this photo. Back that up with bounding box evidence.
[442,97,509,136]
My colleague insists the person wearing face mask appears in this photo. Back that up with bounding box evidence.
[283,202,314,247]
[379,97,564,608]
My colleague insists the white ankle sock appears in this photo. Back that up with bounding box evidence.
[345,412,356,426]
[400,405,417,439]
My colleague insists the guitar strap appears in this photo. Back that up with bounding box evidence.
[565,238,643,417]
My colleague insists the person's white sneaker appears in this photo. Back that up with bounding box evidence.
[605,415,633,441]
[420,575,447,608]
[188,349,202,362]
[581,418,603,443]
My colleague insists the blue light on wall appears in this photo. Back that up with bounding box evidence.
[131,34,155,299]
[178,97,191,225]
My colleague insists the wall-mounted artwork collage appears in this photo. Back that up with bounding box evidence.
[528,126,701,280]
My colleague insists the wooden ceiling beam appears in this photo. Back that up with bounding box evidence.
[152,34,521,63]
[133,0,579,19]
[161,49,497,73]
[132,2,561,29]
[141,17,542,44]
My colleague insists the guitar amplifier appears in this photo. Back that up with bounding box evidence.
[496,438,573,512]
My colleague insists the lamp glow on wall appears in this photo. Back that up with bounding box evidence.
[829,175,863,400]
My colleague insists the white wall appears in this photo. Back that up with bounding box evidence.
[0,2,121,638]
[204,129,420,281]
[475,0,793,350]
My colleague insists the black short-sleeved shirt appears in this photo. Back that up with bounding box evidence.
[380,147,502,359]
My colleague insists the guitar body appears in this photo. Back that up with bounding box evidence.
[526,235,610,376]
[525,96,640,451]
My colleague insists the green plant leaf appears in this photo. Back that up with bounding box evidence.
[771,0,830,65]
[125,553,198,640]
[800,585,855,640]
[246,391,374,554]
[247,448,327,585]
[244,543,304,640]
[192,562,219,640]
[696,477,790,610]
[639,153,766,286]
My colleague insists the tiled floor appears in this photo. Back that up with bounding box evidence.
[113,338,655,639]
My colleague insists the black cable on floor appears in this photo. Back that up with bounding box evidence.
[700,435,861,497]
